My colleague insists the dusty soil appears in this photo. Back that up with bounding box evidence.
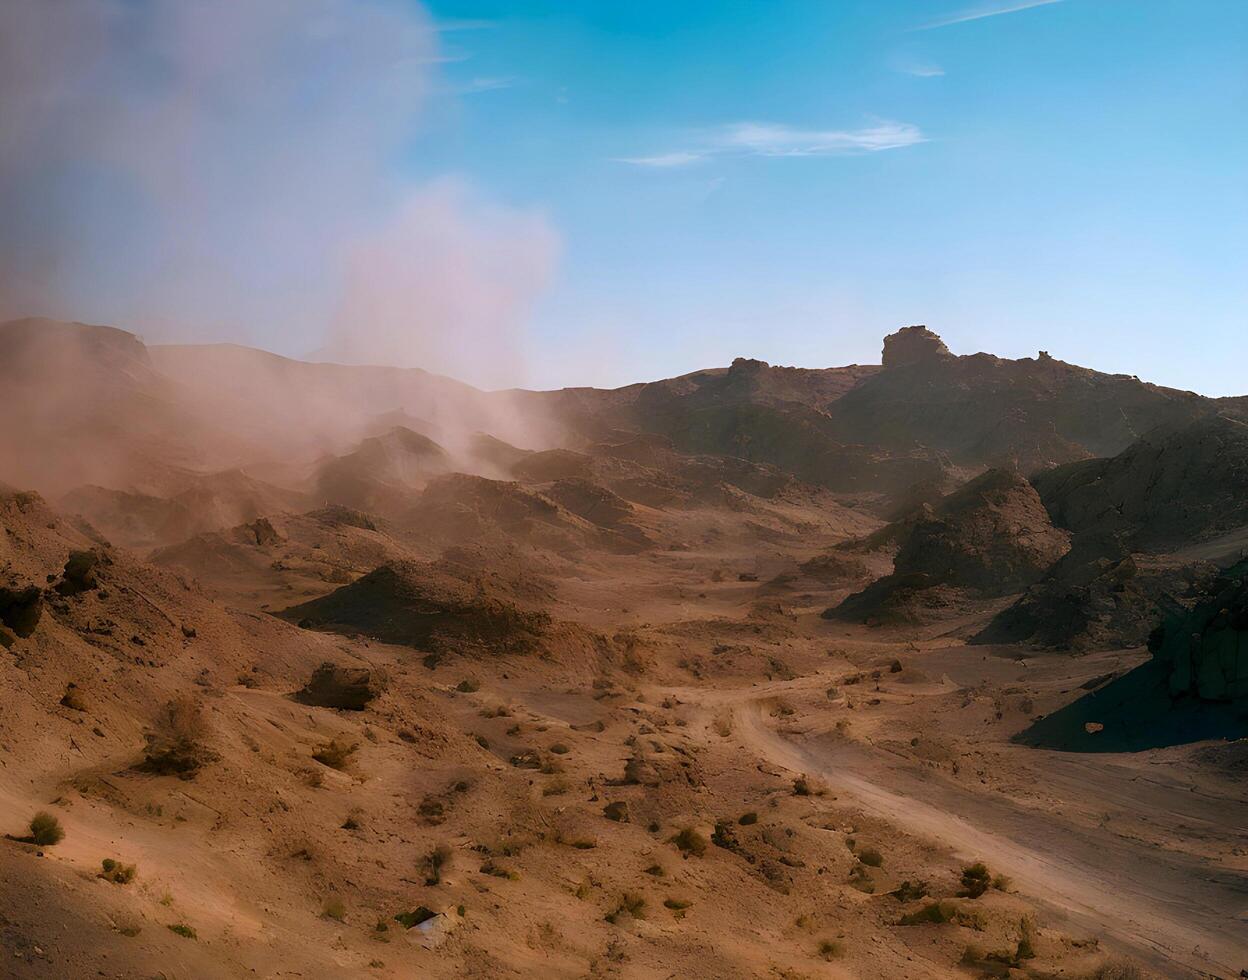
[2,322,1246,979]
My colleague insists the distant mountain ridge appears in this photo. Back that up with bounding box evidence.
[1,316,1239,516]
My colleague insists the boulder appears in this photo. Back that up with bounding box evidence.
[246,517,282,547]
[294,662,382,710]
[56,550,100,595]
[0,585,43,637]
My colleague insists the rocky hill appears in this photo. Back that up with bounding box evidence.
[829,468,1070,624]
[1034,414,1248,551]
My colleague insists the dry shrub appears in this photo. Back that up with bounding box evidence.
[1088,962,1145,980]
[959,861,991,898]
[899,901,957,926]
[670,827,707,857]
[141,696,213,778]
[100,858,137,884]
[322,897,346,921]
[605,892,646,924]
[424,844,452,885]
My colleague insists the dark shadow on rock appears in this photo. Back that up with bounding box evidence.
[1013,658,1248,753]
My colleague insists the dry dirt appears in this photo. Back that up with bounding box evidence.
[2,321,1246,979]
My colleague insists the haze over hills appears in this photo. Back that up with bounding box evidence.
[2,315,1247,979]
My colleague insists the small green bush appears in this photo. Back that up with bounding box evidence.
[29,811,64,846]
[167,923,197,939]
[100,858,137,884]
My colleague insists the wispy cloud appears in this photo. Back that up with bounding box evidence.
[914,0,1063,30]
[620,120,924,167]
[898,61,945,77]
[722,121,924,155]
[456,76,518,95]
[616,151,706,168]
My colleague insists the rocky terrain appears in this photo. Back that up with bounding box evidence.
[1,318,1245,979]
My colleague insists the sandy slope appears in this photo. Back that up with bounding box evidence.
[728,689,1246,978]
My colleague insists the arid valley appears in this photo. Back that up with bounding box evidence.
[1,318,1245,979]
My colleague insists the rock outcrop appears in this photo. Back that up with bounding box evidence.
[1150,561,1248,701]
[880,325,953,369]
[1035,414,1248,551]
[973,532,1217,650]
[829,469,1070,624]
[0,585,43,639]
[295,662,384,710]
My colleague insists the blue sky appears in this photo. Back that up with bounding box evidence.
[1,0,1244,394]
[417,0,1247,392]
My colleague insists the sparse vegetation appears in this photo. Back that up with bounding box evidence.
[141,696,213,778]
[481,860,519,880]
[424,844,452,885]
[671,826,708,857]
[100,858,137,884]
[605,892,646,924]
[455,678,479,693]
[322,897,346,921]
[27,811,64,846]
[1087,962,1145,980]
[817,939,844,960]
[959,861,992,898]
[890,879,929,902]
[899,901,957,926]
[167,923,197,939]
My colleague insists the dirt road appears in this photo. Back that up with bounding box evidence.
[730,696,1248,979]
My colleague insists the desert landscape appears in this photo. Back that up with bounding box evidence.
[1,318,1245,979]
[3,1,1245,977]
